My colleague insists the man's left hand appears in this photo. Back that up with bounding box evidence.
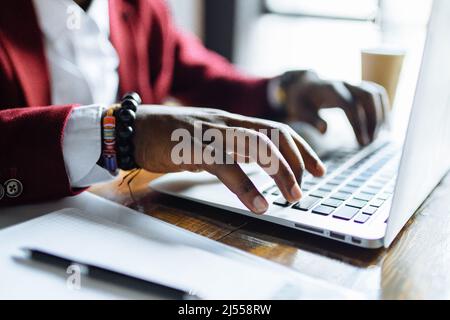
[277,70,390,146]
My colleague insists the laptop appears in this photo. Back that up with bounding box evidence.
[150,0,450,249]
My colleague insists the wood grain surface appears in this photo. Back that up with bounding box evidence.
[89,169,450,299]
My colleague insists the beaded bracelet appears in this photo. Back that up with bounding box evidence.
[101,92,141,173]
[114,92,141,171]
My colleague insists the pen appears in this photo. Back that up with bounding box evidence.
[21,247,199,300]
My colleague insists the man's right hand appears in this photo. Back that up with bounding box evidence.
[133,105,326,215]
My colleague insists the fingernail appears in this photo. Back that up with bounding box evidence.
[362,134,371,146]
[290,184,302,200]
[316,161,327,176]
[318,121,327,134]
[253,196,268,214]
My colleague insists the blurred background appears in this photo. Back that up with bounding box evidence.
[168,0,433,140]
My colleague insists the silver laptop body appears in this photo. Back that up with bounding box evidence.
[150,0,450,249]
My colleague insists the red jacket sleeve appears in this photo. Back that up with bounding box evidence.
[0,105,80,206]
[147,0,271,118]
[170,30,272,117]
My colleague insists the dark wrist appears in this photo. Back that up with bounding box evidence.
[264,70,319,122]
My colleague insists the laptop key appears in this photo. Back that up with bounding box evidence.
[374,177,390,184]
[346,198,368,209]
[272,188,281,196]
[263,185,276,194]
[292,196,321,211]
[273,198,291,207]
[303,181,317,187]
[321,198,343,208]
[353,177,367,183]
[327,179,344,187]
[302,185,311,192]
[333,206,360,221]
[331,192,351,201]
[371,198,385,208]
[360,187,378,195]
[367,183,384,190]
[380,172,395,179]
[319,184,336,192]
[339,186,358,194]
[309,177,325,184]
[378,192,392,200]
[342,170,354,176]
[271,190,281,196]
[312,205,335,216]
[310,189,329,199]
[360,172,373,179]
[347,180,364,188]
[354,193,374,202]
[333,175,347,182]
[354,213,371,224]
[362,206,378,215]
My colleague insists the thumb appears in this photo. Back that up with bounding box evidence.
[298,107,328,134]
[313,114,328,134]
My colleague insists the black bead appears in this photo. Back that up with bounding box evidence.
[121,99,138,112]
[118,155,136,171]
[117,125,134,139]
[122,92,142,105]
[117,143,133,155]
[116,138,128,147]
[116,108,136,125]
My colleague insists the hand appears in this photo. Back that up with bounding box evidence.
[280,70,390,146]
[133,105,326,214]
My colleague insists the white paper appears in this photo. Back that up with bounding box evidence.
[16,209,295,299]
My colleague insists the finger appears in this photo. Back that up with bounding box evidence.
[177,118,303,203]
[347,103,370,146]
[203,162,269,215]
[199,122,303,203]
[313,115,328,134]
[356,91,378,141]
[317,83,369,146]
[372,91,385,138]
[227,117,325,179]
[348,82,383,141]
[259,123,325,179]
[370,82,391,130]
[366,81,389,123]
[229,128,302,203]
[379,87,392,130]
[363,81,390,138]
[288,129,327,177]
[234,124,307,184]
[270,127,306,184]
[294,105,328,134]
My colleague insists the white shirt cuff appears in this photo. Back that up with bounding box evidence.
[62,104,116,188]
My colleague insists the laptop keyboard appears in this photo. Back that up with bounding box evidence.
[265,142,400,225]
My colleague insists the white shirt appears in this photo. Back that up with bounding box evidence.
[33,0,118,187]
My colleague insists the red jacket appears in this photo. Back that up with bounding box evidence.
[0,0,271,205]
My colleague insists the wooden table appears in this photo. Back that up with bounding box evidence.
[90,169,450,300]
